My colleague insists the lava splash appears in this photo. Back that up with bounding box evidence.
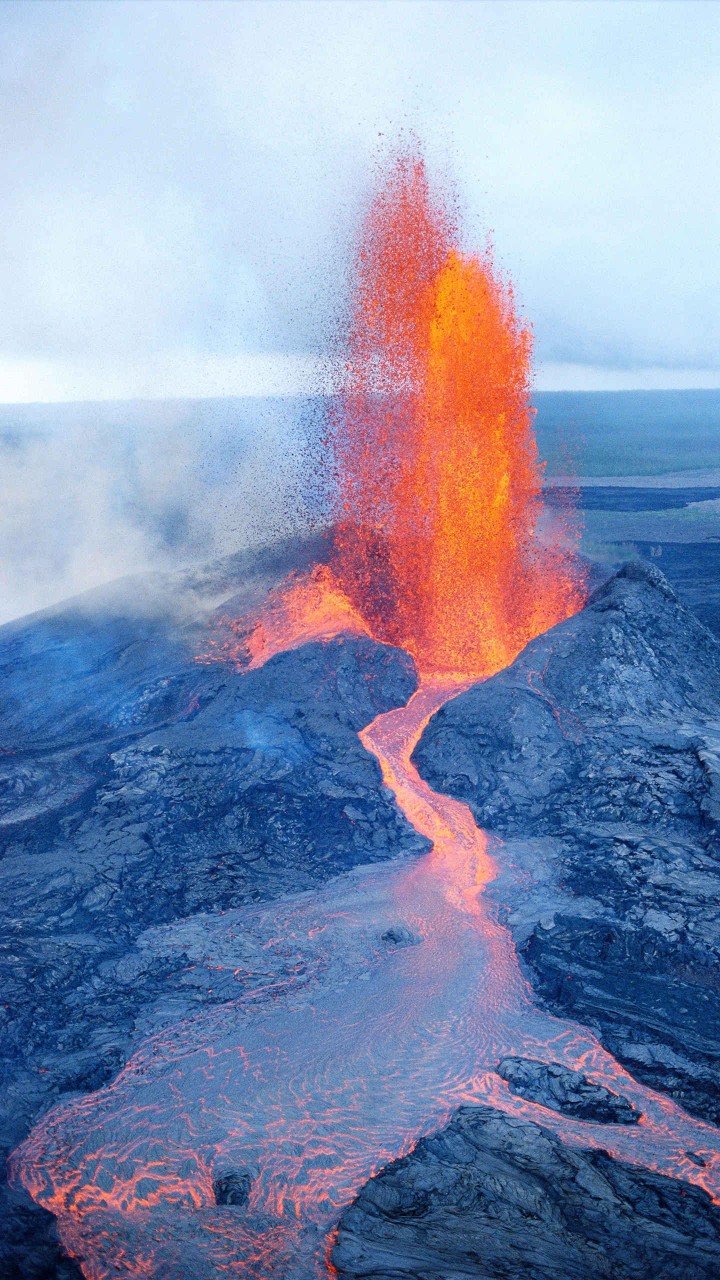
[202,149,584,681]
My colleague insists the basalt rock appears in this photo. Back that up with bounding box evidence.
[497,1056,639,1124]
[332,1104,720,1279]
[414,561,720,1126]
[213,1169,253,1207]
[381,924,421,947]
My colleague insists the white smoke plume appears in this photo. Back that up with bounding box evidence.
[0,398,315,624]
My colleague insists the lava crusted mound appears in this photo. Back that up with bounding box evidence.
[332,1104,720,1279]
[497,1057,639,1124]
[414,561,720,1124]
[414,560,720,833]
[0,549,423,1279]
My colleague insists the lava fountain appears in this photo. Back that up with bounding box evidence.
[328,149,584,677]
[11,149,720,1279]
[202,149,584,678]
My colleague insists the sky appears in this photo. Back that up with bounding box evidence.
[0,0,718,400]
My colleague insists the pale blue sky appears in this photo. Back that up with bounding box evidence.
[1,0,718,399]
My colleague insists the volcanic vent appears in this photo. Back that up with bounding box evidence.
[204,148,585,677]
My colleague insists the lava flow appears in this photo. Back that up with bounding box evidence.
[11,675,720,1278]
[10,148,720,1278]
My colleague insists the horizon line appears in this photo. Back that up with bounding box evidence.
[0,354,719,405]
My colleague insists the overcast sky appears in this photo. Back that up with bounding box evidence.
[1,0,718,400]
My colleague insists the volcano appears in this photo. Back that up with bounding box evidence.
[3,151,720,1280]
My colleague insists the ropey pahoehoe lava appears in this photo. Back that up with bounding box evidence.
[10,150,720,1278]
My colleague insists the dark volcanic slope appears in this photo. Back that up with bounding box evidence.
[414,561,720,1124]
[0,556,423,1278]
[332,1105,720,1280]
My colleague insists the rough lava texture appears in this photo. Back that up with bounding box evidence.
[496,1056,639,1124]
[332,1104,720,1279]
[414,561,720,1126]
[0,541,423,1279]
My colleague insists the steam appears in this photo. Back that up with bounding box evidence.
[0,398,313,625]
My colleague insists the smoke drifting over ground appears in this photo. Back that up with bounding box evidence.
[0,398,314,624]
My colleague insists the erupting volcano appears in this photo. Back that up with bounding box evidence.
[11,148,720,1280]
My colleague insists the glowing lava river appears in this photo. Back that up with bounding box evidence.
[11,668,720,1278]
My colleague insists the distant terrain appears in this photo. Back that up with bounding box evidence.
[535,388,720,477]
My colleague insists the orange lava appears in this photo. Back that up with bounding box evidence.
[197,565,370,671]
[329,148,584,677]
[12,673,720,1280]
[198,147,585,684]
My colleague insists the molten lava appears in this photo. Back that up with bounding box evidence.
[199,147,584,680]
[329,150,584,677]
[11,679,720,1280]
[198,565,370,671]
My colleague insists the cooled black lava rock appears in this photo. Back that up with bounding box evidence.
[213,1169,253,1207]
[497,1056,639,1124]
[0,1182,84,1280]
[414,561,720,835]
[381,924,421,947]
[0,542,425,1278]
[332,1105,720,1279]
[414,561,720,1125]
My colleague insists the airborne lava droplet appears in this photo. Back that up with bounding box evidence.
[215,148,585,676]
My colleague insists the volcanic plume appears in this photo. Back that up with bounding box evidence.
[220,148,585,677]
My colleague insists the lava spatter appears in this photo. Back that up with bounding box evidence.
[197,565,371,672]
[328,149,584,678]
[199,148,584,683]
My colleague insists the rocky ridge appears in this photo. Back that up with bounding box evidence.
[332,1104,720,1279]
[496,1056,639,1124]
